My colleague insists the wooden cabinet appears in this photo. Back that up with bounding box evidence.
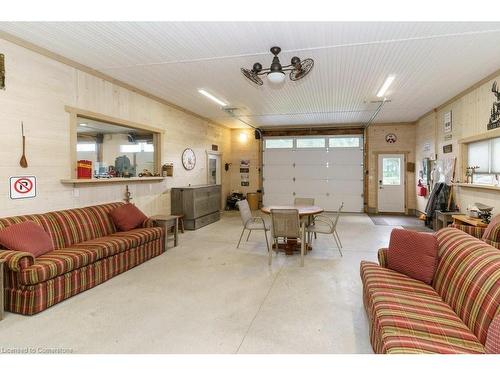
[171,184,221,230]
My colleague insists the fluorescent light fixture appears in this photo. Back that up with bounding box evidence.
[79,123,88,127]
[377,75,395,98]
[198,89,227,107]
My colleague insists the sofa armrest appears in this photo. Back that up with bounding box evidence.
[449,224,485,239]
[0,249,35,272]
[485,239,500,250]
[377,248,388,268]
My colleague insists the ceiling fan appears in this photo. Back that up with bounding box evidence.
[241,46,314,86]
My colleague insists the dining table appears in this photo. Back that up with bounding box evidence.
[260,205,324,255]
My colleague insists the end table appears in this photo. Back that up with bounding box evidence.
[150,215,179,250]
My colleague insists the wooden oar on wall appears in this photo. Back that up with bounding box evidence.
[20,121,28,168]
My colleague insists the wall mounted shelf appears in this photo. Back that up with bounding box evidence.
[453,183,500,192]
[61,177,165,185]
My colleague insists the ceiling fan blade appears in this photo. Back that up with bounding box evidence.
[289,58,314,81]
[241,68,263,86]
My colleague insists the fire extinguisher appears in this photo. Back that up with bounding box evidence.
[417,179,428,197]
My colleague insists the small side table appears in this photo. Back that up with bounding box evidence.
[452,214,488,228]
[151,215,179,250]
[0,260,4,320]
[434,210,460,231]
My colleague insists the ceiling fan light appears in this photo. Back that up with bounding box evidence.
[267,71,285,84]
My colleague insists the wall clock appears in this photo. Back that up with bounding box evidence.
[182,148,196,170]
[385,133,397,143]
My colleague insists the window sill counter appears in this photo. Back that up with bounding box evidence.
[61,177,165,185]
[453,183,500,191]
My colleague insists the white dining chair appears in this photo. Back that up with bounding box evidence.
[236,200,270,252]
[294,197,315,206]
[306,202,344,257]
[270,208,306,266]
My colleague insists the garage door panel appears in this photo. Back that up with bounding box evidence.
[263,150,295,164]
[263,193,294,206]
[293,150,328,164]
[326,165,363,179]
[326,149,363,164]
[327,180,364,195]
[263,165,294,179]
[264,179,295,194]
[294,166,329,179]
[294,179,329,195]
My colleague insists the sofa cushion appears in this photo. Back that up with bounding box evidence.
[18,229,162,285]
[482,214,500,243]
[434,227,500,345]
[109,204,148,232]
[370,291,485,354]
[361,262,485,354]
[84,202,124,237]
[386,229,438,284]
[110,227,163,247]
[485,314,500,354]
[0,221,54,257]
[0,213,64,250]
[49,207,101,247]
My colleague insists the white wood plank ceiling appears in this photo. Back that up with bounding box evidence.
[1,22,500,128]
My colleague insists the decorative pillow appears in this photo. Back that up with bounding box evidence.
[109,204,148,232]
[386,228,438,285]
[485,314,500,354]
[482,214,500,243]
[0,221,54,257]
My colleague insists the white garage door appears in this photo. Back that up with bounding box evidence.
[262,135,364,212]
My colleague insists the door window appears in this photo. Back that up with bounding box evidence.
[382,158,401,185]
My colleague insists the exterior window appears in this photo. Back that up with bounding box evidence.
[120,142,154,153]
[76,143,96,152]
[468,137,500,184]
[382,158,401,185]
[329,137,360,148]
[264,138,293,149]
[296,138,325,148]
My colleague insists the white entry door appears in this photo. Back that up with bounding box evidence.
[377,154,405,213]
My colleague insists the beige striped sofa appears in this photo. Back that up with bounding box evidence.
[360,227,500,354]
[0,202,165,315]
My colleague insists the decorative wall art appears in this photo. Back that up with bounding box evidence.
[487,81,500,130]
[443,111,452,133]
[240,160,250,186]
[385,133,397,143]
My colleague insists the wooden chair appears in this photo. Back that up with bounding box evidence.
[236,200,270,252]
[307,202,344,257]
[270,208,306,266]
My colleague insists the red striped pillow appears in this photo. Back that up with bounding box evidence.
[0,221,54,257]
[387,228,438,285]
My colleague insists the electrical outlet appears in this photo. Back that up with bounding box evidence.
[73,188,80,197]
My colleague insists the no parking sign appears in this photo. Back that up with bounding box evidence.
[10,176,37,199]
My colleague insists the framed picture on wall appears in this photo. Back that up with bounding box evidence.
[443,111,452,133]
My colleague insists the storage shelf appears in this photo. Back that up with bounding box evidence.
[61,177,165,185]
[453,183,500,191]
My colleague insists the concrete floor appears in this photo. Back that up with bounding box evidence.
[0,212,397,354]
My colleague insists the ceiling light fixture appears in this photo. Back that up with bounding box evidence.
[198,89,228,107]
[377,75,395,98]
[241,46,314,86]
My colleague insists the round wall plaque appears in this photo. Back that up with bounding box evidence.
[385,133,397,143]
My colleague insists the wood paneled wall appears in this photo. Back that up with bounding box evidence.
[366,123,417,214]
[415,71,500,216]
[0,38,231,217]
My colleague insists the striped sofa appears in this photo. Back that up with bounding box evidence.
[0,202,165,315]
[360,227,500,354]
[449,214,500,249]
